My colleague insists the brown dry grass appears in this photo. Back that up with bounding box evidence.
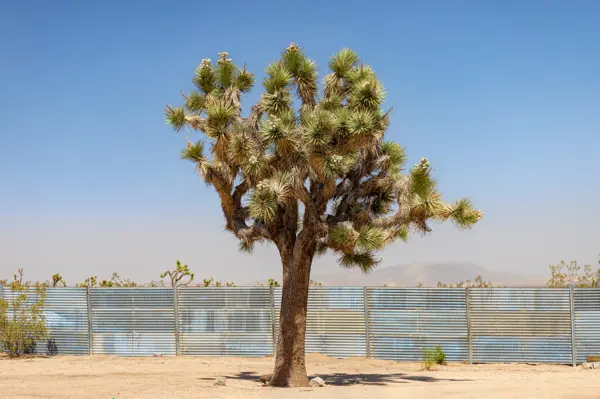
[0,354,597,398]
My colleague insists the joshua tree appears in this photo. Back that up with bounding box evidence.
[201,277,236,287]
[50,273,66,288]
[267,278,280,288]
[161,260,195,288]
[77,276,98,288]
[165,44,482,386]
[99,273,138,288]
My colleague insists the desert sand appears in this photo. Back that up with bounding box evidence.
[0,354,597,398]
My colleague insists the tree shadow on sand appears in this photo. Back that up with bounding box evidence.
[199,371,471,386]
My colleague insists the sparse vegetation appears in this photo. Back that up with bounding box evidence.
[546,256,600,288]
[255,278,281,287]
[0,270,48,357]
[77,273,137,288]
[100,273,137,288]
[161,260,195,287]
[201,277,236,287]
[77,276,98,288]
[422,345,447,370]
[437,274,494,288]
[4,257,599,289]
[50,273,66,288]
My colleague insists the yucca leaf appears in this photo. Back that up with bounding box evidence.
[217,59,236,88]
[410,158,436,199]
[260,90,292,115]
[348,109,376,137]
[238,239,255,254]
[193,59,217,94]
[356,227,388,251]
[249,185,278,222]
[185,91,205,112]
[380,141,406,173]
[303,109,334,148]
[350,78,385,110]
[329,48,359,77]
[437,198,484,230]
[264,63,292,94]
[165,106,186,131]
[235,66,255,93]
[328,222,359,251]
[338,251,380,273]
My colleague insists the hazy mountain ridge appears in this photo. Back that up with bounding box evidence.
[311,263,546,287]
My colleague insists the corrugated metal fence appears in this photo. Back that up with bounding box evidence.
[469,288,573,364]
[274,287,368,357]
[1,286,599,364]
[178,288,273,356]
[90,288,176,356]
[573,289,600,364]
[368,288,469,362]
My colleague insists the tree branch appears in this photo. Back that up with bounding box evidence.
[211,174,272,241]
[299,186,319,218]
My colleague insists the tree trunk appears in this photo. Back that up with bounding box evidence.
[269,239,314,387]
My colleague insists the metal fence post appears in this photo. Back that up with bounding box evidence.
[363,286,371,358]
[86,286,93,355]
[173,286,180,356]
[569,285,577,366]
[465,287,473,364]
[270,285,276,355]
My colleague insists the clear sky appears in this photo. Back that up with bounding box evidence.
[1,0,598,285]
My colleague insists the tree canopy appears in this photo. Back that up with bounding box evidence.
[165,43,483,271]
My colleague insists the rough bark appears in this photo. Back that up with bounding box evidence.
[269,229,316,387]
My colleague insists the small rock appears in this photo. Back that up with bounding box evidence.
[214,377,227,386]
[259,374,272,385]
[309,377,325,387]
[583,362,600,369]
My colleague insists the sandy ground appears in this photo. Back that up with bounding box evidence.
[0,354,598,399]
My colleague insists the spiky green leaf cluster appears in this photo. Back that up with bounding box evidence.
[166,44,482,273]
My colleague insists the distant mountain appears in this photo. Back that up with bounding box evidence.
[311,262,546,287]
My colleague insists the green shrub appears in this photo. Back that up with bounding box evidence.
[0,270,48,357]
[434,345,447,365]
[422,345,447,370]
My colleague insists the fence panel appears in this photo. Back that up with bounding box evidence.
[90,288,176,356]
[178,288,273,356]
[1,287,89,355]
[274,287,367,357]
[573,288,600,364]
[470,288,572,364]
[367,288,468,361]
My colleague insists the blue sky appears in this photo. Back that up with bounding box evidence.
[1,0,598,284]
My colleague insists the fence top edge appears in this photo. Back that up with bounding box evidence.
[2,285,599,290]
